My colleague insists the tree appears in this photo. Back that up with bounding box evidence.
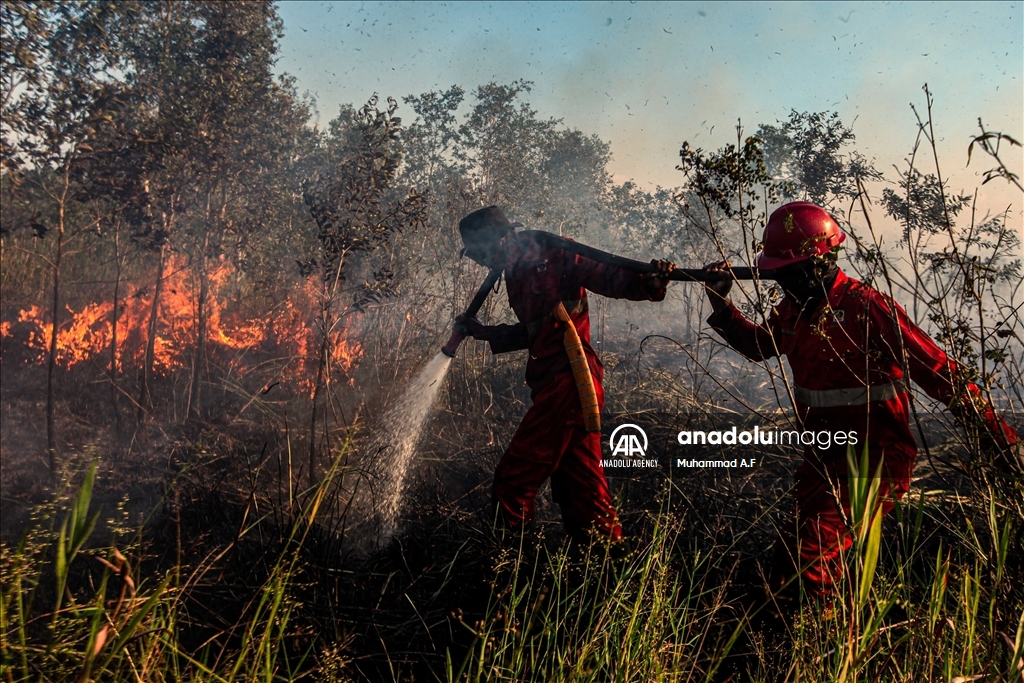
[174,1,308,419]
[112,1,309,420]
[301,95,427,483]
[756,110,882,210]
[1,1,136,472]
[1,1,54,178]
[401,86,466,192]
[455,80,559,213]
[529,128,613,239]
[676,122,785,268]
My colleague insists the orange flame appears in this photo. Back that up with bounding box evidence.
[0,256,363,392]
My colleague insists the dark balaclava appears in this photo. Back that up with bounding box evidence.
[773,251,840,311]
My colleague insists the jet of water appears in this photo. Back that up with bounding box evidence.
[368,351,453,542]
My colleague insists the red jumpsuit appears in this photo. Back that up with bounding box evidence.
[484,232,667,541]
[708,269,1018,599]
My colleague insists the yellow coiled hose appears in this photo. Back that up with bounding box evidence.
[553,302,600,432]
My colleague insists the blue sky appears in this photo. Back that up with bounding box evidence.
[274,1,1022,219]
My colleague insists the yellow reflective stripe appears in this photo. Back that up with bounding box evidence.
[554,301,601,432]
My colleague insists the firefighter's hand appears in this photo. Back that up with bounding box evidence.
[645,259,676,287]
[703,261,734,303]
[453,315,486,339]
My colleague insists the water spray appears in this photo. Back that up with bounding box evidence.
[370,351,455,542]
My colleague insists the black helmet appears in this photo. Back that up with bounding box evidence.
[458,206,521,261]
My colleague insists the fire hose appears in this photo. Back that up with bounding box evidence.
[552,300,602,431]
[521,230,774,283]
[441,229,776,359]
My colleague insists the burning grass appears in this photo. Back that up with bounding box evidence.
[0,255,362,394]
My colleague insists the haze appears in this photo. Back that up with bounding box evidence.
[275,1,1022,224]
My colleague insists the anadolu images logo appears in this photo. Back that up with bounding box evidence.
[609,424,648,458]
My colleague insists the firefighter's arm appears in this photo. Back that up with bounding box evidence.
[703,261,780,362]
[572,250,673,301]
[453,315,529,354]
[706,302,781,362]
[874,297,1020,452]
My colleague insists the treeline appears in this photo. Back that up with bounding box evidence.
[2,2,1020,474]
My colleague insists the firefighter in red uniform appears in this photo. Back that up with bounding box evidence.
[703,201,1021,602]
[454,206,675,542]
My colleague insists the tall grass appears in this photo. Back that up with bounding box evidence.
[446,518,732,682]
[444,449,1023,682]
[0,444,356,682]
[3,453,1020,680]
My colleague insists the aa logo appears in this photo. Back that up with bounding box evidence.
[609,424,648,458]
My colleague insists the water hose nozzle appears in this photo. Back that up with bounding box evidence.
[441,329,465,357]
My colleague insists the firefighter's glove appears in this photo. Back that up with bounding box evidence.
[453,314,486,339]
[703,260,734,300]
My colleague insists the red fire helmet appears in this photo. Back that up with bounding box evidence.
[757,202,846,270]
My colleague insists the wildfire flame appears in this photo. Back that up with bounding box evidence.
[0,256,362,391]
